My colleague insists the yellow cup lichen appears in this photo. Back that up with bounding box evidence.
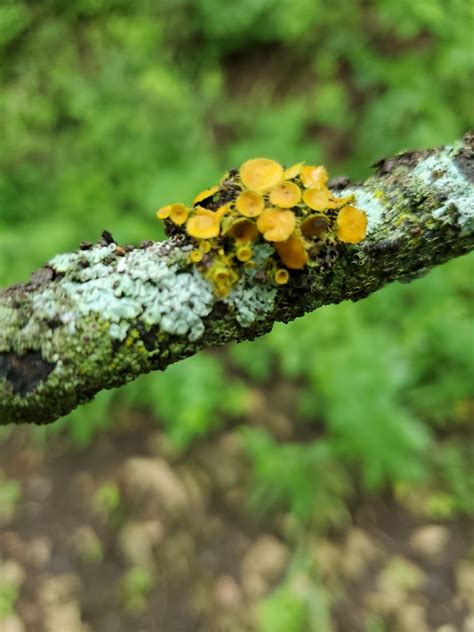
[239,158,284,192]
[189,250,203,263]
[236,245,253,262]
[224,218,259,243]
[236,191,265,217]
[199,240,212,253]
[283,162,304,180]
[274,233,308,269]
[274,268,290,285]
[301,215,328,238]
[257,209,296,242]
[269,181,302,208]
[193,185,219,205]
[300,165,328,189]
[169,203,189,225]
[302,189,336,212]
[186,205,228,239]
[336,205,368,244]
[155,156,368,296]
[156,204,173,220]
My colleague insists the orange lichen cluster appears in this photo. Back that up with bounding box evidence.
[156,158,367,296]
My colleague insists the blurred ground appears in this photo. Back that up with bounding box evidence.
[1,413,473,632]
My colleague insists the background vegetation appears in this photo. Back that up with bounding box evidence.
[0,1,473,630]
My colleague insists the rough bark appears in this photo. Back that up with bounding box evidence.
[1,135,473,425]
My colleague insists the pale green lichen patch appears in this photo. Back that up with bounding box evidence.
[227,280,277,328]
[48,243,215,342]
[0,303,19,351]
[224,243,277,327]
[48,252,82,273]
[0,239,218,420]
[1,297,43,354]
[412,148,474,233]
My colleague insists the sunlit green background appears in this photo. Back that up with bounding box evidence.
[0,0,473,630]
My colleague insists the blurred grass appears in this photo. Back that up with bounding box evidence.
[1,0,473,556]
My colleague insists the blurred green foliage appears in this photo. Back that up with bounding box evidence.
[259,564,333,632]
[0,473,22,527]
[244,429,350,530]
[0,581,19,620]
[1,5,473,621]
[120,565,155,614]
[238,255,474,524]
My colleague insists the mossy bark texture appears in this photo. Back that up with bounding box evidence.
[1,135,473,425]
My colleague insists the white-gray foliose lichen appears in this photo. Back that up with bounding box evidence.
[226,243,277,327]
[42,239,278,342]
[411,146,474,233]
[46,243,215,342]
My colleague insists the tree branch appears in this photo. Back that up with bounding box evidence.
[1,134,473,425]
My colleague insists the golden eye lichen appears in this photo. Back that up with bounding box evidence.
[155,157,368,297]
[300,165,328,189]
[186,205,228,239]
[236,245,253,262]
[283,162,304,180]
[193,185,219,205]
[156,204,172,220]
[257,209,296,242]
[239,158,284,192]
[236,191,265,217]
[224,218,259,243]
[199,240,212,253]
[169,203,189,225]
[274,268,290,285]
[269,181,302,208]
[302,189,336,211]
[336,205,368,244]
[189,250,203,263]
[274,233,308,269]
[301,215,328,238]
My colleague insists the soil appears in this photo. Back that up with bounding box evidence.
[0,413,472,632]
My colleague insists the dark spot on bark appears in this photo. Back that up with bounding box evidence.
[0,351,55,395]
[164,222,184,239]
[137,324,161,352]
[80,241,93,250]
[372,157,398,175]
[111,338,122,354]
[140,240,154,249]
[373,147,432,176]
[1,265,57,299]
[291,271,309,288]
[204,301,230,322]
[454,132,474,183]
[328,176,352,190]
[99,230,116,246]
[362,238,403,255]
[29,265,55,288]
